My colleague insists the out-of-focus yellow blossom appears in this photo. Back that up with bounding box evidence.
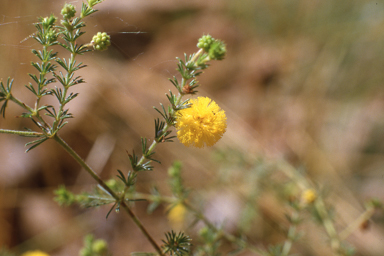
[176,97,227,148]
[21,251,50,256]
[168,203,187,227]
[302,189,317,204]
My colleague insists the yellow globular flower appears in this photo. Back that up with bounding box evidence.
[302,189,317,205]
[176,97,227,148]
[168,203,187,227]
[21,251,50,256]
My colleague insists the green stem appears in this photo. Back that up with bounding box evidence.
[9,94,34,113]
[315,198,340,253]
[52,53,72,132]
[33,44,53,130]
[127,192,175,204]
[190,48,203,63]
[0,129,43,137]
[9,83,51,133]
[53,134,164,256]
[339,205,375,240]
[53,17,80,132]
[281,211,299,256]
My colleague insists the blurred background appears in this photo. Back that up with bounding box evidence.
[1,0,384,255]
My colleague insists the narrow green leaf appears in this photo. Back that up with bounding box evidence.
[25,137,49,152]
[106,202,117,219]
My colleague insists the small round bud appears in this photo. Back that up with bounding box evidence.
[106,179,116,186]
[198,226,210,239]
[106,179,118,190]
[167,161,182,177]
[92,239,108,254]
[302,189,317,205]
[91,32,111,51]
[197,35,226,60]
[167,167,178,178]
[61,3,76,20]
[167,203,187,227]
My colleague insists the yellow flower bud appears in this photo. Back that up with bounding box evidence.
[168,203,187,227]
[302,189,317,204]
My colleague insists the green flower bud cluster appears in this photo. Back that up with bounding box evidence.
[91,32,111,51]
[197,34,215,52]
[45,29,58,43]
[197,34,226,60]
[38,15,58,45]
[54,186,90,206]
[61,3,76,20]
[79,234,109,256]
[54,185,75,206]
[208,40,226,60]
[41,15,57,29]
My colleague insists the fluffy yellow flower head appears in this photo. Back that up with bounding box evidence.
[21,251,50,256]
[176,97,227,148]
[168,203,187,227]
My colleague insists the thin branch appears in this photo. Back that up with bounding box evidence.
[53,134,164,256]
[0,129,44,137]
